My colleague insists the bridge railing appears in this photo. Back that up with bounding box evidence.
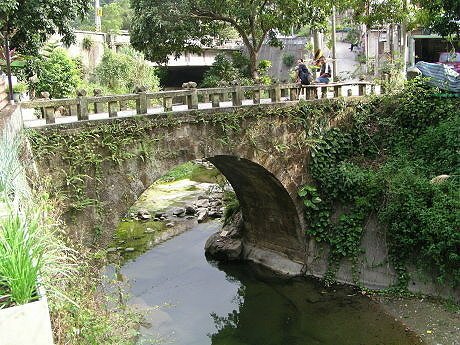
[21,81,379,126]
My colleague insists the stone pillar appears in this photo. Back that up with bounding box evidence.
[306,87,316,100]
[93,89,104,113]
[163,97,173,111]
[135,86,148,115]
[44,106,55,124]
[77,89,88,121]
[289,87,298,101]
[253,88,261,104]
[108,101,118,117]
[211,94,220,108]
[232,83,243,107]
[271,84,281,103]
[182,82,198,110]
[333,85,341,98]
[40,92,50,119]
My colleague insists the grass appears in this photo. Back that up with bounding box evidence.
[156,161,224,184]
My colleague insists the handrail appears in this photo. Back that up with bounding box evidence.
[20,81,381,126]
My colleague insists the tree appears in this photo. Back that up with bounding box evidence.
[130,0,331,78]
[0,0,90,99]
[417,0,460,37]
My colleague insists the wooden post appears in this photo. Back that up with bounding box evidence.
[77,89,88,121]
[333,85,341,98]
[253,88,261,104]
[45,106,55,124]
[108,101,118,117]
[135,86,148,114]
[93,89,104,113]
[163,97,173,111]
[232,85,243,106]
[211,94,220,108]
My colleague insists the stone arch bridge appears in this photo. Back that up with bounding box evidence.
[24,82,377,275]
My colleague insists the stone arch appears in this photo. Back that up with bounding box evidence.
[207,155,305,263]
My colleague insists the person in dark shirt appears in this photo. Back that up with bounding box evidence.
[296,59,312,85]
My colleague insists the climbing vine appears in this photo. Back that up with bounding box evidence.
[298,79,460,289]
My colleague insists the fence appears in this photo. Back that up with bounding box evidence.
[21,81,380,126]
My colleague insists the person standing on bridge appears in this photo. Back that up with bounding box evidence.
[296,59,313,86]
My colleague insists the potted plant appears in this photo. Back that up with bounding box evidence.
[12,82,28,102]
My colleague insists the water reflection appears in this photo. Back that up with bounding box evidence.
[116,222,422,345]
[208,262,422,345]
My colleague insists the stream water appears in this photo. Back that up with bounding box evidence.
[105,176,423,345]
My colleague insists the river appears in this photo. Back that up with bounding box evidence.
[105,173,423,345]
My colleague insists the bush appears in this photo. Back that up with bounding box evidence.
[35,48,80,98]
[95,47,160,93]
[282,53,296,67]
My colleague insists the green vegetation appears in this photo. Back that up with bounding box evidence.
[35,48,81,98]
[202,53,273,88]
[130,0,329,78]
[298,79,459,289]
[156,161,223,184]
[94,47,160,94]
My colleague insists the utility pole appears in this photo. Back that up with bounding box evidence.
[331,6,337,80]
[95,0,102,32]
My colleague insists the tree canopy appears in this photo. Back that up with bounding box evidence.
[0,0,90,55]
[130,0,331,77]
[417,0,460,37]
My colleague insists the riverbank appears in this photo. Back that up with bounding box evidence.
[373,295,459,345]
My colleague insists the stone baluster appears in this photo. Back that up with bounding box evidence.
[306,87,316,100]
[163,97,173,111]
[182,82,198,110]
[333,85,341,98]
[135,86,148,114]
[211,93,220,108]
[202,93,210,103]
[39,92,50,120]
[321,86,328,99]
[270,83,281,103]
[108,100,118,117]
[77,89,88,121]
[289,87,299,101]
[253,88,261,104]
[231,81,243,107]
[93,89,104,113]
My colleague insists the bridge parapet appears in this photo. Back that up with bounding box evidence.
[21,81,379,127]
